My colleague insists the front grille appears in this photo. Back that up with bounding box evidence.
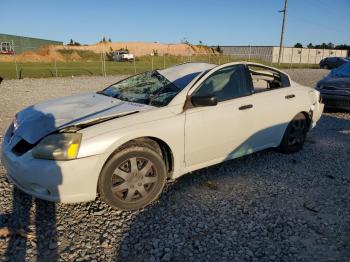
[322,86,336,91]
[323,98,350,108]
[12,139,35,156]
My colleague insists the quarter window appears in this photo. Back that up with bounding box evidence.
[247,65,290,93]
[194,65,252,102]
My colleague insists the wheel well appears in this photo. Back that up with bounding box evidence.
[301,111,312,129]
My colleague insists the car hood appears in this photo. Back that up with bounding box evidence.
[14,92,153,144]
[318,76,350,89]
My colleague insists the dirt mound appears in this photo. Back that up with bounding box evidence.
[0,42,217,62]
[53,42,216,56]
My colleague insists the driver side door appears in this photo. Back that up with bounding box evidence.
[184,64,256,169]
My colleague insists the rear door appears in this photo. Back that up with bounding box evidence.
[184,64,257,168]
[246,65,299,150]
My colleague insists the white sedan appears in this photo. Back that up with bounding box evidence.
[1,62,324,210]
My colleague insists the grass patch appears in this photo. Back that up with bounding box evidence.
[0,55,320,79]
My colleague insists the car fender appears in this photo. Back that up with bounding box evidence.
[77,110,185,176]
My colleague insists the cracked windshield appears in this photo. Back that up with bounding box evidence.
[101,71,180,107]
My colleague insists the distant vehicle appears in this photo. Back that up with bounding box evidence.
[316,61,350,110]
[1,62,324,210]
[112,50,134,62]
[319,57,350,69]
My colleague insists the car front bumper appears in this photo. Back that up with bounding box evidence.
[1,136,104,203]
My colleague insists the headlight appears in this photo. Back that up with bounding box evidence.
[32,133,82,160]
[13,115,19,132]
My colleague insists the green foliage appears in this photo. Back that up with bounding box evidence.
[57,49,100,60]
[294,43,303,48]
[106,47,114,61]
[67,39,81,46]
[305,42,349,54]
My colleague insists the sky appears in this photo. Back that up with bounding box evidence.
[1,0,349,46]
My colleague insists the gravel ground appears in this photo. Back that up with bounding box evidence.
[0,69,349,261]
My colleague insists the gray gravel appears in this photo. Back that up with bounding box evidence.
[0,69,349,261]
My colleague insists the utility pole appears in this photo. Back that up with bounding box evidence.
[278,0,288,64]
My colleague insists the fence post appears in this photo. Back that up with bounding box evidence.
[248,45,251,61]
[100,52,104,76]
[103,51,107,77]
[12,40,19,79]
[133,57,137,74]
[54,59,58,77]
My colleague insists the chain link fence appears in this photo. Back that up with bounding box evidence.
[1,43,348,79]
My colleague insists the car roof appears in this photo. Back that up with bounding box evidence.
[157,62,217,89]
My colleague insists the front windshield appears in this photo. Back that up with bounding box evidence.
[101,71,181,107]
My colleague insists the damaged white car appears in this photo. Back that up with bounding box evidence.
[1,62,324,210]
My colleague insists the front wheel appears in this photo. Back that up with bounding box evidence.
[279,113,309,154]
[98,143,167,210]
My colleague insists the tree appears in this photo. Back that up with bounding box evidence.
[316,43,328,49]
[327,42,335,49]
[307,43,314,48]
[199,40,203,45]
[294,43,303,48]
[215,45,223,54]
[181,37,190,45]
[102,36,106,43]
[106,47,114,61]
[108,38,112,42]
[68,39,81,46]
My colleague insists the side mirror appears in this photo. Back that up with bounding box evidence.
[191,95,218,107]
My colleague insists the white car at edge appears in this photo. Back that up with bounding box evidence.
[1,62,324,210]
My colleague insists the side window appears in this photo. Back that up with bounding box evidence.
[194,65,252,102]
[248,65,290,93]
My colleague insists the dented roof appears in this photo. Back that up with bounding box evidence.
[157,62,216,89]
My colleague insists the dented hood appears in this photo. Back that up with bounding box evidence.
[14,92,153,144]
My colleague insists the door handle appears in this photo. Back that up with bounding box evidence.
[285,94,295,99]
[239,104,253,110]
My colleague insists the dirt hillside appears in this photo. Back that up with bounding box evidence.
[0,42,216,62]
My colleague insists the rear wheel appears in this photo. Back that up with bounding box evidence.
[98,142,167,210]
[279,113,309,154]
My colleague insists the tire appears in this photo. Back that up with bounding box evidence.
[98,142,167,210]
[279,113,308,154]
[323,64,329,70]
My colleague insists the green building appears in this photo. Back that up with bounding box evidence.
[0,34,63,54]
